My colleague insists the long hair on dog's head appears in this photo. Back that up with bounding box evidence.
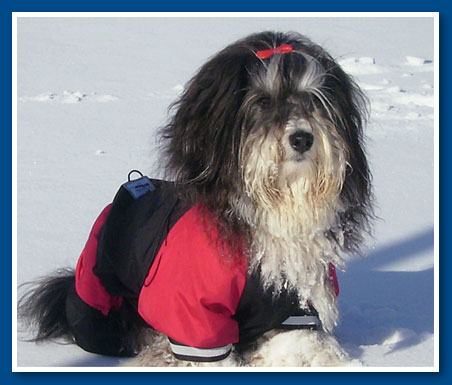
[161,31,373,318]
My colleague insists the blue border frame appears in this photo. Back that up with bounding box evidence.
[7,1,447,383]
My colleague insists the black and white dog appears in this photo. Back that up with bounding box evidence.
[19,31,373,367]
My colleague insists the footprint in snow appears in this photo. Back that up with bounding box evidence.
[147,84,184,99]
[19,91,118,104]
[339,56,386,76]
[405,56,433,66]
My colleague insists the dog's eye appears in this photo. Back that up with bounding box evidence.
[256,97,272,109]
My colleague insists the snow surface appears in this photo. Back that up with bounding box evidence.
[14,16,436,370]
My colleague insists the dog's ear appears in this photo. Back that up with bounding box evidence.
[162,48,251,200]
[325,64,374,251]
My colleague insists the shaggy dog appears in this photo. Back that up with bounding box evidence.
[18,31,373,367]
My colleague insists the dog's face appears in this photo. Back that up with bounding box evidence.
[162,31,373,253]
[239,53,349,214]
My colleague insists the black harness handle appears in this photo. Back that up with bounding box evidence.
[127,170,144,182]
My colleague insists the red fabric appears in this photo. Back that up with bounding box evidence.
[74,201,339,348]
[328,263,340,297]
[75,204,123,316]
[256,44,294,59]
[138,205,247,349]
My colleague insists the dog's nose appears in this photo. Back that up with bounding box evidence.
[289,131,314,154]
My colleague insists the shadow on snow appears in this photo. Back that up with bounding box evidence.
[336,227,434,359]
[60,228,434,366]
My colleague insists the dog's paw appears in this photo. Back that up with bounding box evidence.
[122,347,181,367]
[245,329,360,367]
[119,333,241,367]
[123,347,241,367]
[119,333,186,367]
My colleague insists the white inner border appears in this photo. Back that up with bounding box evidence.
[12,11,439,373]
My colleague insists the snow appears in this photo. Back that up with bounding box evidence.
[14,15,437,370]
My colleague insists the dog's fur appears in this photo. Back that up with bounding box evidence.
[18,31,373,367]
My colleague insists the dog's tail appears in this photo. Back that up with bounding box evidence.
[18,268,75,343]
[18,268,152,357]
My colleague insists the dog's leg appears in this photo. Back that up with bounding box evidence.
[121,332,241,367]
[244,329,360,367]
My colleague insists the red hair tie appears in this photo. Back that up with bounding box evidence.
[255,44,294,59]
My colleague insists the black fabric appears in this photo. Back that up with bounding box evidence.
[93,179,190,299]
[233,270,319,350]
[90,175,318,352]
[65,283,144,357]
[172,351,232,363]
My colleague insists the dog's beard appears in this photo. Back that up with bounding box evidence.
[161,34,370,332]
[231,114,348,332]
